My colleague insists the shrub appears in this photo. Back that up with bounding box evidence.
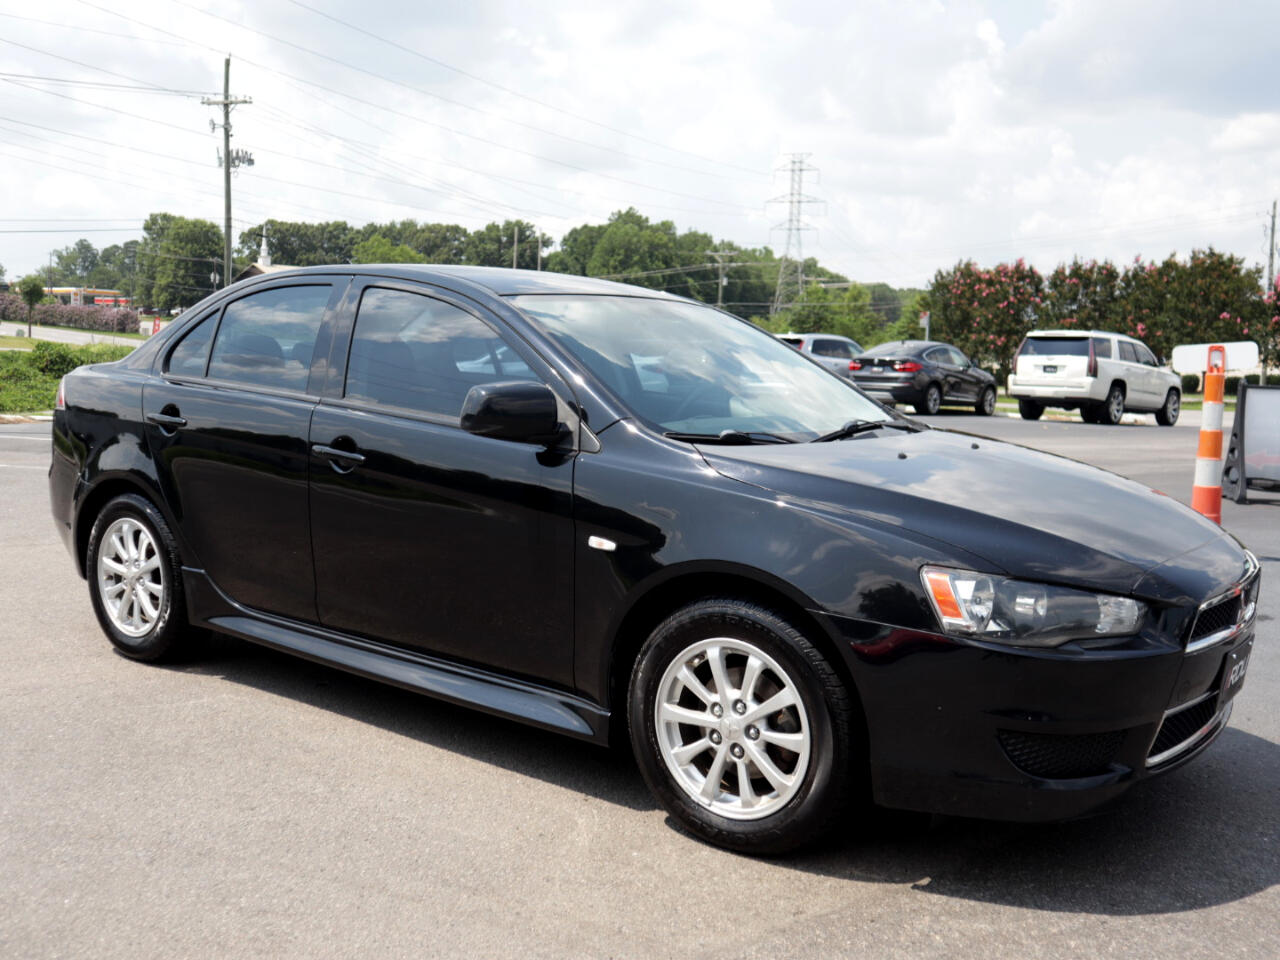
[1224,375,1241,395]
[1180,373,1200,394]
[0,294,138,333]
[0,342,134,413]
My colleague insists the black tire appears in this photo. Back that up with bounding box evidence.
[1102,383,1125,425]
[1080,404,1102,424]
[914,383,942,416]
[1017,399,1043,420]
[1155,389,1180,427]
[628,599,857,855]
[975,386,997,416]
[86,493,190,662]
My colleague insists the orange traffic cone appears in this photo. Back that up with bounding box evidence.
[1190,344,1226,524]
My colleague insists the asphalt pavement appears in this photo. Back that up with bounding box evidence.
[1,414,1276,959]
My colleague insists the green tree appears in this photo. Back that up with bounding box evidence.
[140,214,221,312]
[236,220,358,267]
[54,238,99,286]
[351,234,426,264]
[18,274,45,337]
[766,282,880,345]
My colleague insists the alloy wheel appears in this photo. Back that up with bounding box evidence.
[96,516,166,638]
[654,637,811,821]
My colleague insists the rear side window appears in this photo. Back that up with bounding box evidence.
[1118,341,1139,363]
[344,287,536,422]
[1019,337,1090,356]
[1092,337,1112,359]
[1135,343,1158,366]
[166,315,215,377]
[207,285,332,391]
[779,337,803,348]
[924,347,950,364]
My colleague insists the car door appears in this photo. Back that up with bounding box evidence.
[1117,340,1152,405]
[945,346,983,400]
[143,280,343,622]
[810,338,851,377]
[924,346,963,400]
[1134,341,1165,406]
[307,280,577,687]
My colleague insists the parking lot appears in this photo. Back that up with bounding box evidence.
[2,413,1276,959]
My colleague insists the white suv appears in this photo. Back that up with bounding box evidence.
[1007,330,1182,426]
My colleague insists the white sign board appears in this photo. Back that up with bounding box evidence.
[1170,340,1259,374]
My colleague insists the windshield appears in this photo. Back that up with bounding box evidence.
[511,295,891,440]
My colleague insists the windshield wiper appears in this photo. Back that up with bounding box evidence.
[810,419,923,442]
[664,429,796,445]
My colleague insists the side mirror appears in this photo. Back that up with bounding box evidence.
[461,380,565,445]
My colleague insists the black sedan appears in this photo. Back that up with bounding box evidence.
[850,339,997,415]
[49,266,1259,854]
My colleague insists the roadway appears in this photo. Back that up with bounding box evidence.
[0,415,1275,959]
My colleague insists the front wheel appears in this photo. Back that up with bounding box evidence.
[1017,399,1043,420]
[975,386,997,416]
[628,599,857,854]
[86,493,190,662]
[1156,389,1180,426]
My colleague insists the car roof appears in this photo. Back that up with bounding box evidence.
[778,332,859,343]
[1026,329,1135,340]
[240,264,687,300]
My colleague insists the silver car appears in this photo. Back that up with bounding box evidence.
[777,333,863,379]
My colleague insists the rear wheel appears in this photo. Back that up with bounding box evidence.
[914,383,942,415]
[975,386,997,416]
[1080,404,1103,424]
[628,599,856,854]
[1156,389,1180,426]
[1017,399,1043,420]
[1103,384,1126,425]
[87,494,190,662]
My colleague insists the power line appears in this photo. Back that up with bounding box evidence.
[0,12,197,47]
[282,0,768,180]
[0,73,212,95]
[72,1,754,212]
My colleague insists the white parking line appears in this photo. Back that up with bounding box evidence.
[0,436,50,440]
[0,464,45,469]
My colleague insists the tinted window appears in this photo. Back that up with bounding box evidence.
[1118,341,1139,363]
[207,285,331,391]
[778,337,803,348]
[1135,343,1158,366]
[813,339,851,358]
[946,347,969,366]
[166,314,214,377]
[1019,337,1090,356]
[923,347,950,364]
[345,287,534,421]
[1092,337,1112,359]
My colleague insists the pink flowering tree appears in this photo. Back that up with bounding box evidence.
[923,259,1044,377]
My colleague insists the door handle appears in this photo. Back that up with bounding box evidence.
[146,411,187,428]
[312,443,366,464]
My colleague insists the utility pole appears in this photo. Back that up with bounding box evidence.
[202,57,251,288]
[705,248,738,308]
[768,154,822,315]
[1267,199,1276,293]
[512,224,519,269]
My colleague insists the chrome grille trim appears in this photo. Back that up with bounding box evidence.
[1146,700,1232,768]
[1185,555,1260,654]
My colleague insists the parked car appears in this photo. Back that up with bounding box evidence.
[849,339,998,415]
[1007,330,1182,425]
[51,266,1258,854]
[777,332,862,378]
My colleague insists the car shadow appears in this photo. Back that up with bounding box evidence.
[167,635,656,812]
[168,638,1278,915]
[775,725,1280,915]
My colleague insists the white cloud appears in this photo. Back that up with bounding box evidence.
[0,0,1278,291]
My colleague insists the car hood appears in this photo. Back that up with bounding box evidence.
[699,427,1236,599]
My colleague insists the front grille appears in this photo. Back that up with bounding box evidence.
[1148,695,1219,764]
[998,729,1124,779]
[1190,593,1241,643]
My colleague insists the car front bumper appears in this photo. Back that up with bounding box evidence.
[824,609,1256,822]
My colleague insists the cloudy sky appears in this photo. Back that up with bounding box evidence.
[3,0,1279,289]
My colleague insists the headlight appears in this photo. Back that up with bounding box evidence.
[920,565,1146,647]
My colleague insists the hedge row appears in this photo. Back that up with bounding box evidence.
[0,294,139,334]
[0,341,136,413]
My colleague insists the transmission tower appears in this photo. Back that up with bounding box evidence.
[768,153,822,315]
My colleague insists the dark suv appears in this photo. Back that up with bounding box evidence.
[51,266,1259,854]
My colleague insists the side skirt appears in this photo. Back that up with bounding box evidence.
[183,568,611,744]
